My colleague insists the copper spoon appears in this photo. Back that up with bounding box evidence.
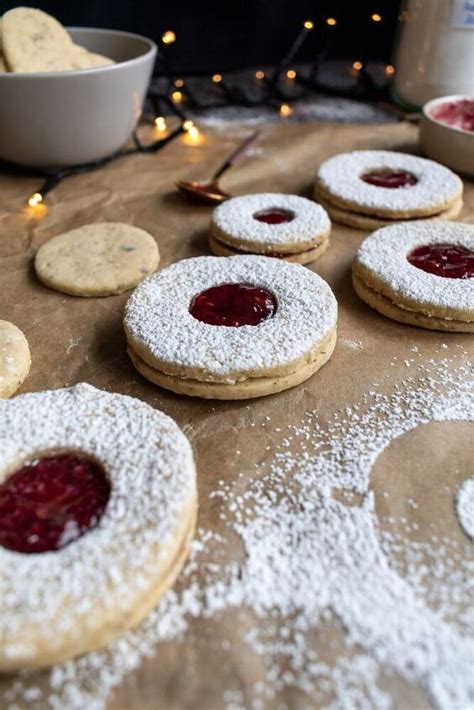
[177,129,260,203]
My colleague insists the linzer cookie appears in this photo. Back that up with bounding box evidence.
[124,255,338,399]
[352,222,474,332]
[315,150,463,229]
[209,193,331,264]
[0,384,197,669]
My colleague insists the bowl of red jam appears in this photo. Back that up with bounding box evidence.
[420,95,474,177]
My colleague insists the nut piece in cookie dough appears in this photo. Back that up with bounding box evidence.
[0,320,31,398]
[315,150,463,229]
[0,383,197,669]
[124,254,338,399]
[209,193,331,265]
[35,222,160,297]
[352,221,474,332]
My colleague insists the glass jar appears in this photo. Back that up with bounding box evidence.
[392,0,474,110]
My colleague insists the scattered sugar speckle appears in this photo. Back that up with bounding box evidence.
[3,354,473,710]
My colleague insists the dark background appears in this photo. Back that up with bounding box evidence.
[0,1,401,73]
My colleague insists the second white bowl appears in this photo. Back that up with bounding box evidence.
[420,95,474,178]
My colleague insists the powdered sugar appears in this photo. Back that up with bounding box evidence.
[316,151,462,213]
[4,354,472,709]
[211,193,330,251]
[124,255,337,382]
[456,477,474,539]
[0,383,196,668]
[354,222,474,317]
[340,338,364,350]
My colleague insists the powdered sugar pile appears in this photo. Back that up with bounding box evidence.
[3,352,473,709]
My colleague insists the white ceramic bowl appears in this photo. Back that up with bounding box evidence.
[420,95,474,178]
[0,28,157,168]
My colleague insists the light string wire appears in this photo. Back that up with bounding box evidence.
[19,13,395,206]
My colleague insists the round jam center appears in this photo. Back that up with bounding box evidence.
[0,453,111,554]
[361,169,418,189]
[253,208,295,224]
[407,243,474,280]
[189,283,277,326]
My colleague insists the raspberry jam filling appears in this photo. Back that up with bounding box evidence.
[190,283,277,326]
[361,169,418,189]
[407,243,474,279]
[0,453,111,554]
[253,208,295,224]
[430,99,474,133]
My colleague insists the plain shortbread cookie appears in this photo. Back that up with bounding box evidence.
[2,7,114,73]
[35,223,160,297]
[0,320,31,398]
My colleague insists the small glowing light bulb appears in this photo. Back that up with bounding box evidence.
[326,17,337,26]
[212,73,222,83]
[174,78,184,88]
[162,30,176,45]
[255,70,265,80]
[371,13,382,22]
[304,20,314,30]
[279,104,293,117]
[286,69,296,79]
[171,90,183,103]
[183,121,201,144]
[385,64,395,75]
[154,116,167,133]
[28,192,43,207]
[352,61,363,71]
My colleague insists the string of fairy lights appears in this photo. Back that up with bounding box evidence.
[150,11,396,128]
[25,11,397,209]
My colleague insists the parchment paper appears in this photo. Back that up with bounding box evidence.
[0,119,473,709]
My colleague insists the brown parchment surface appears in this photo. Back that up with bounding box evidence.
[0,120,473,709]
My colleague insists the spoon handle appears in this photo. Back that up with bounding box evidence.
[211,130,260,181]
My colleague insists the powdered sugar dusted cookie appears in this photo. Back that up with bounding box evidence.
[352,221,474,332]
[2,7,114,73]
[124,255,337,399]
[316,194,463,231]
[209,193,331,265]
[0,383,197,669]
[35,223,160,297]
[315,150,463,229]
[0,320,31,398]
